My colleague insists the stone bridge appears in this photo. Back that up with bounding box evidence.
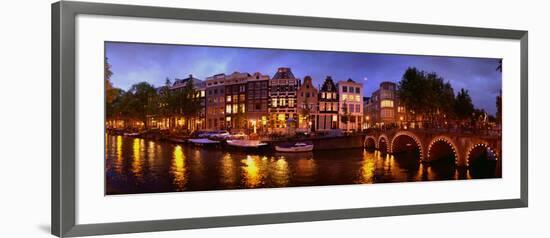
[363,129,501,167]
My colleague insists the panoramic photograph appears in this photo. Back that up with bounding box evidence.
[104,42,502,195]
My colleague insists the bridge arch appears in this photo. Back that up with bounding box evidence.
[378,134,390,154]
[466,143,499,167]
[390,131,424,160]
[427,136,460,164]
[364,136,377,150]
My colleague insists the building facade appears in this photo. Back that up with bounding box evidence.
[205,73,228,130]
[337,79,363,131]
[296,76,318,131]
[364,81,411,129]
[245,72,270,132]
[204,72,270,131]
[268,67,299,131]
[316,76,339,131]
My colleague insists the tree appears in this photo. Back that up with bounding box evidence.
[127,82,158,129]
[397,67,455,127]
[496,90,502,124]
[454,88,474,121]
[104,57,119,104]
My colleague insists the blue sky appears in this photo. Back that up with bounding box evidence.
[106,42,502,115]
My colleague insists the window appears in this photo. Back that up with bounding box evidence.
[319,102,326,111]
[226,95,232,102]
[350,104,355,113]
[398,106,405,113]
[288,98,295,107]
[239,104,245,113]
[272,99,278,107]
[355,87,360,94]
[239,94,245,102]
[342,86,348,92]
[381,100,394,108]
[355,95,361,102]
[233,95,238,102]
[306,92,310,98]
[321,92,326,99]
[233,104,238,114]
[225,104,232,114]
[342,94,348,101]
[355,104,361,113]
[255,103,261,110]
[327,93,332,99]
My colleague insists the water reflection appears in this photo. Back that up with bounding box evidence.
[131,138,144,180]
[242,156,263,188]
[105,134,501,195]
[220,153,238,187]
[171,145,187,191]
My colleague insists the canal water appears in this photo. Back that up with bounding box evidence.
[105,134,501,195]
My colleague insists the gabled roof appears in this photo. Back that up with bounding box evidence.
[172,74,204,89]
[272,67,295,79]
[320,76,337,92]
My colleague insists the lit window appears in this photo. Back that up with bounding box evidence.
[342,94,348,101]
[233,104,238,113]
[225,105,232,114]
[272,99,278,107]
[277,114,285,121]
[381,100,394,108]
[226,95,232,102]
[321,92,326,98]
[355,95,361,102]
[239,104,245,113]
[327,93,332,99]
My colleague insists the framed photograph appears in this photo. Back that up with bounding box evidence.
[52,1,528,237]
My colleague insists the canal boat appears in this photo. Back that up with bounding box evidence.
[187,138,220,146]
[123,132,141,137]
[275,142,314,153]
[226,140,268,149]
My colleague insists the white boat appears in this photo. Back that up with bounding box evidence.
[187,138,220,145]
[226,140,268,148]
[123,132,140,137]
[275,142,314,152]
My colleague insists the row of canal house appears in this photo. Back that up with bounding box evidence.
[144,67,365,133]
[203,67,364,133]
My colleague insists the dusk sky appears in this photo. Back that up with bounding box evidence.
[106,42,502,115]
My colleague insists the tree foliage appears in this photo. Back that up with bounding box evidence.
[454,88,474,120]
[397,68,455,125]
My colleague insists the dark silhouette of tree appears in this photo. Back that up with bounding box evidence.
[397,67,455,127]
[454,88,474,121]
[104,57,119,104]
[496,90,502,124]
[127,82,158,129]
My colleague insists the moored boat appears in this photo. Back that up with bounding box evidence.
[226,140,268,148]
[188,138,220,146]
[275,142,314,152]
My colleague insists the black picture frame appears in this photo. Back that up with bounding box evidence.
[52,1,528,237]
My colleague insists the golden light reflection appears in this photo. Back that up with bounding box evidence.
[131,138,143,179]
[271,158,289,187]
[242,156,262,188]
[171,145,187,191]
[147,141,156,163]
[115,135,123,174]
[295,158,317,179]
[220,153,237,187]
[357,150,375,183]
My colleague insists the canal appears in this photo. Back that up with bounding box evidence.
[105,134,501,195]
